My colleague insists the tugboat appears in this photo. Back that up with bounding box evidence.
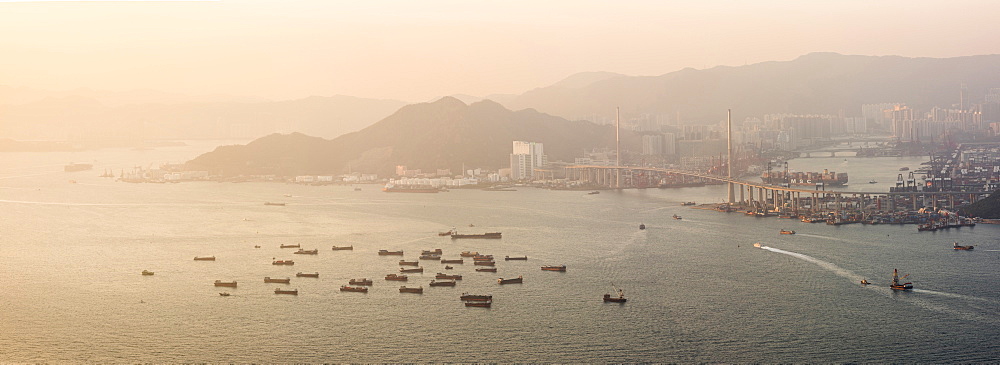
[604,283,627,303]
[141,270,155,276]
[889,269,913,291]
[860,279,870,285]
[953,242,975,250]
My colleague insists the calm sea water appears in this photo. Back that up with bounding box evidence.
[2,144,999,363]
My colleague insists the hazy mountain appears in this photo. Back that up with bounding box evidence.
[501,53,1000,122]
[186,97,639,176]
[0,94,407,142]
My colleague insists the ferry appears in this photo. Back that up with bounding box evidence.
[214,280,237,287]
[476,268,498,272]
[498,276,523,284]
[194,256,216,261]
[504,256,528,261]
[441,259,464,264]
[890,269,913,291]
[541,265,567,272]
[465,301,492,307]
[379,249,404,256]
[294,249,318,255]
[272,260,294,265]
[435,273,462,280]
[399,260,419,266]
[400,267,424,273]
[340,286,368,293]
[451,232,502,239]
[280,244,300,248]
[264,277,290,283]
[331,245,354,250]
[429,280,457,287]
[460,251,479,257]
[274,288,298,295]
[349,278,373,286]
[461,294,492,301]
[296,272,319,278]
[141,270,155,276]
[474,261,496,266]
[780,229,796,235]
[399,286,423,294]
[385,274,408,281]
[953,242,975,250]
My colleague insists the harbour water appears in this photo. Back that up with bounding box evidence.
[2,144,1000,363]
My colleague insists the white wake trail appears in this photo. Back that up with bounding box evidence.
[757,245,865,282]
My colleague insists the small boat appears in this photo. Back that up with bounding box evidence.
[349,278,373,286]
[672,215,682,220]
[681,201,696,206]
[296,272,319,278]
[444,265,454,270]
[429,280,456,287]
[505,256,528,261]
[587,191,600,195]
[219,292,231,297]
[639,223,645,230]
[604,284,627,303]
[753,242,762,248]
[264,202,286,206]
[465,301,492,307]
[399,260,419,266]
[860,279,870,285]
[340,286,368,293]
[780,229,795,235]
[436,273,462,280]
[378,249,404,256]
[400,267,424,273]
[474,261,496,266]
[460,251,479,257]
[461,293,492,301]
[868,179,877,184]
[385,274,408,281]
[272,259,294,265]
[541,265,567,272]
[280,244,300,248]
[438,229,454,236]
[953,242,975,250]
[889,269,913,291]
[194,256,216,261]
[451,232,502,239]
[141,270,155,276]
[331,245,354,250]
[214,280,237,287]
[899,167,909,171]
[399,286,423,293]
[476,268,497,272]
[498,276,523,284]
[441,259,464,264]
[264,277,291,284]
[419,255,442,260]
[294,249,319,255]
[422,249,443,255]
[274,288,298,295]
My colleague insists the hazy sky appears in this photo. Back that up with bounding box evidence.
[2,0,999,102]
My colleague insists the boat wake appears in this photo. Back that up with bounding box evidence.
[912,289,1000,304]
[756,245,864,282]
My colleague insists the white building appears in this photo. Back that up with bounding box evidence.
[510,141,546,180]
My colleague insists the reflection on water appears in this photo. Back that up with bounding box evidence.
[2,148,1000,363]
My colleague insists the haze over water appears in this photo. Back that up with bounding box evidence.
[3,145,1000,363]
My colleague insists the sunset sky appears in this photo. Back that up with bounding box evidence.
[1,0,998,102]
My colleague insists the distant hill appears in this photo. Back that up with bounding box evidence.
[502,53,1000,122]
[186,97,638,176]
[0,92,406,142]
[960,191,1000,218]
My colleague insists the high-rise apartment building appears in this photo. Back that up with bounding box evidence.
[510,141,546,180]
